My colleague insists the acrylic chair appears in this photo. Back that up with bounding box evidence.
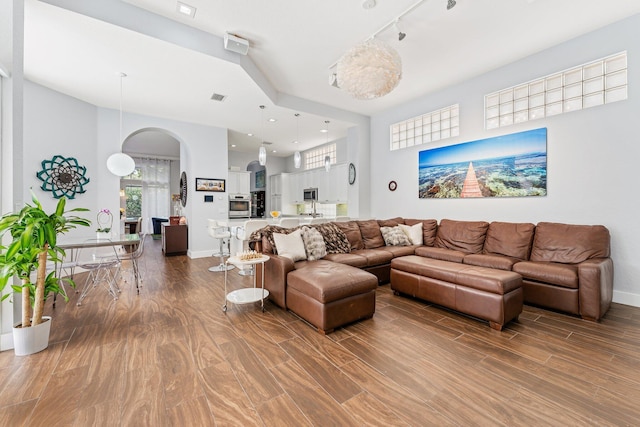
[208,219,234,272]
[117,233,146,294]
[76,239,121,305]
[278,218,300,228]
[234,219,268,276]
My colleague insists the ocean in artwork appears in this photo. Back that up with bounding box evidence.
[418,128,547,199]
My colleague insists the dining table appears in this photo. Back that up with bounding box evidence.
[56,233,141,298]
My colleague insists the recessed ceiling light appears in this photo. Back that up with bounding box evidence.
[177,2,196,18]
[292,140,299,144]
[247,133,253,137]
[231,144,236,147]
[320,129,328,133]
[268,118,277,123]
[272,150,277,153]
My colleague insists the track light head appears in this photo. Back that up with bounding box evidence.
[447,0,456,10]
[393,21,407,41]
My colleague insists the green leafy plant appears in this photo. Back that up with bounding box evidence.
[0,191,90,328]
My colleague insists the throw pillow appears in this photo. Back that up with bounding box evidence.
[300,226,327,261]
[272,229,307,261]
[380,226,412,246]
[399,222,423,245]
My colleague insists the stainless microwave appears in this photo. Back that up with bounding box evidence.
[303,188,318,202]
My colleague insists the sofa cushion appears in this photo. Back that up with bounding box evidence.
[334,221,364,251]
[483,222,535,260]
[357,219,385,249]
[382,245,421,258]
[415,246,466,263]
[404,219,438,246]
[300,226,327,261]
[273,229,307,261]
[435,219,489,254]
[351,249,394,266]
[529,222,610,264]
[380,226,411,246]
[309,222,351,254]
[513,261,579,289]
[287,261,377,304]
[322,252,368,268]
[399,223,423,245]
[464,254,520,271]
[377,217,404,227]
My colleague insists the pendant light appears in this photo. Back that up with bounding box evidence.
[294,113,301,169]
[324,120,331,172]
[258,105,267,166]
[107,72,136,177]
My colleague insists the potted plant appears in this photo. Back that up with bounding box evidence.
[0,192,90,355]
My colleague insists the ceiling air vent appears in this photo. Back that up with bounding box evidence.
[210,93,227,102]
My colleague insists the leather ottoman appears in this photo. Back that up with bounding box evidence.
[391,256,523,330]
[286,260,377,334]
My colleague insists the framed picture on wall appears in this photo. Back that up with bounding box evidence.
[255,170,265,189]
[195,177,225,192]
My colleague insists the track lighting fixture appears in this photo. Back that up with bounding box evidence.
[447,0,456,10]
[394,21,406,41]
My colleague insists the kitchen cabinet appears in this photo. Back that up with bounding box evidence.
[269,173,295,214]
[162,223,188,256]
[317,163,348,203]
[228,171,250,194]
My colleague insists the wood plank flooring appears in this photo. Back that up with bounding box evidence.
[1,238,640,426]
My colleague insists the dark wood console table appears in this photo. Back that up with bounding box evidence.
[161,223,188,256]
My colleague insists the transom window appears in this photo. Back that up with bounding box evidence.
[485,51,627,129]
[305,143,336,170]
[390,104,459,151]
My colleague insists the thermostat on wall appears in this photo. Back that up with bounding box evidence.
[204,195,214,202]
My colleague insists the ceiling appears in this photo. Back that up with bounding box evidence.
[23,0,640,157]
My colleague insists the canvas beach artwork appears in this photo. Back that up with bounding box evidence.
[418,128,547,199]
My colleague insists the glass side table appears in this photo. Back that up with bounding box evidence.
[223,254,270,312]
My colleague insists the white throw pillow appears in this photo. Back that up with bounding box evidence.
[273,229,307,261]
[399,223,423,245]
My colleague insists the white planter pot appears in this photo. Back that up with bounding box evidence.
[13,316,52,356]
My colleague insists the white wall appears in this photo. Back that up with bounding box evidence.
[370,14,640,307]
[22,81,229,259]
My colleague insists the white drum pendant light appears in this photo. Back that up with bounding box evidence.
[107,72,135,177]
[258,105,267,166]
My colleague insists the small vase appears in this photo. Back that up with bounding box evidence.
[13,316,52,356]
[96,231,111,239]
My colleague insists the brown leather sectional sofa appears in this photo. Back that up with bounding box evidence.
[253,218,613,332]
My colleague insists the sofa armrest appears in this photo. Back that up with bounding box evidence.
[578,257,614,321]
[261,254,295,309]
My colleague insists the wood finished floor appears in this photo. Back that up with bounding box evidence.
[1,239,639,426]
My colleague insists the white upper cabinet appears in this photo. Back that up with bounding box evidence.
[228,171,250,194]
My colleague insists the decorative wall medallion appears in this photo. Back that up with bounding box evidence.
[180,171,188,207]
[36,155,90,199]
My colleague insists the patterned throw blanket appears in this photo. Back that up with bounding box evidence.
[249,222,350,255]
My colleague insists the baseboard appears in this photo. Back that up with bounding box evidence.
[612,290,640,308]
[188,250,215,259]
